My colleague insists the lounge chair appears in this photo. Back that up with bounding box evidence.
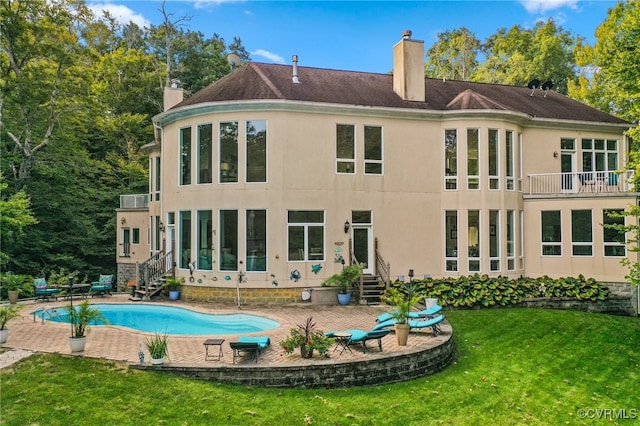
[237,336,271,349]
[376,304,442,323]
[372,314,445,336]
[326,329,391,353]
[229,341,262,364]
[90,274,113,297]
[34,278,60,302]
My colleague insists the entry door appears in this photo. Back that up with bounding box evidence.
[353,226,373,274]
[561,151,577,192]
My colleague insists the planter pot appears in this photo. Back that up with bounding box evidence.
[169,290,180,301]
[0,329,9,345]
[8,290,19,304]
[337,292,351,305]
[151,357,165,365]
[69,336,87,352]
[395,323,410,346]
[311,287,339,305]
[300,346,314,358]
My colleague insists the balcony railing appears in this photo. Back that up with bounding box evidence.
[119,194,150,209]
[528,170,635,195]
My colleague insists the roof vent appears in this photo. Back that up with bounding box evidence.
[402,30,412,40]
[292,54,300,84]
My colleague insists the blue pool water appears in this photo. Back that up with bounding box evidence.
[34,304,280,336]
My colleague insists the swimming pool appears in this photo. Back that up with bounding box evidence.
[34,304,280,336]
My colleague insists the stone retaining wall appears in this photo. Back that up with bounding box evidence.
[520,295,636,316]
[131,332,455,388]
[181,286,302,304]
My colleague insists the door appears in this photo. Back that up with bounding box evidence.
[352,226,373,274]
[561,151,577,192]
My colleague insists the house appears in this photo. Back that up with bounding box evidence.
[116,31,638,310]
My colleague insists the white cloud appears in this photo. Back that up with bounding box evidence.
[193,0,244,9]
[520,0,579,14]
[251,49,285,64]
[88,3,150,28]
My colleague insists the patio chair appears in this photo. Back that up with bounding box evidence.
[327,329,391,353]
[90,274,113,297]
[408,314,445,336]
[34,277,60,302]
[229,341,262,364]
[376,304,443,323]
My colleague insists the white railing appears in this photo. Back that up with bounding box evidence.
[119,194,150,209]
[528,170,635,195]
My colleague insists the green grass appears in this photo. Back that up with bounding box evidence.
[1,309,638,425]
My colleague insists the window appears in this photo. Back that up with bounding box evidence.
[582,138,618,182]
[517,133,523,191]
[506,210,515,270]
[519,211,524,269]
[219,121,238,183]
[506,130,514,190]
[444,129,457,190]
[364,125,383,174]
[468,210,480,271]
[571,210,592,256]
[288,211,324,261]
[179,127,191,186]
[246,120,267,182]
[179,211,191,269]
[197,210,212,270]
[603,209,625,257]
[197,124,212,184]
[120,228,131,257]
[467,128,479,190]
[219,210,238,271]
[154,157,161,201]
[489,210,500,271]
[154,215,160,251]
[445,211,458,272]
[246,210,267,272]
[488,129,499,189]
[131,228,140,245]
[336,124,355,173]
[541,211,561,256]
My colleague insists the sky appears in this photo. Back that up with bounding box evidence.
[86,0,619,74]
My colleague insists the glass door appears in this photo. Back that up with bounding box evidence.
[353,227,373,274]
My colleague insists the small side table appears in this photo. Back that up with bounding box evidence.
[332,332,352,355]
[204,338,225,361]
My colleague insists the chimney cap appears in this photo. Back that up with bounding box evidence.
[402,30,412,40]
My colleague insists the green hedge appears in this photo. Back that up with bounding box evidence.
[409,274,609,308]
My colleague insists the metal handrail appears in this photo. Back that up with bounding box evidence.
[32,306,64,324]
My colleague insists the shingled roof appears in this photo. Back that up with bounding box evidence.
[174,62,628,125]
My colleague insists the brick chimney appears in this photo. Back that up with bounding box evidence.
[393,30,425,102]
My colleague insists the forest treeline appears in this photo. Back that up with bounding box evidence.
[1,0,638,279]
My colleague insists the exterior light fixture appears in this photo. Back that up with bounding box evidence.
[344,220,350,233]
[553,151,559,158]
[159,221,165,232]
[120,217,126,225]
[408,269,414,282]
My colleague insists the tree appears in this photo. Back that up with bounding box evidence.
[0,178,37,267]
[425,27,480,81]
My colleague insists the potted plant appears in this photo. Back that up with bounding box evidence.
[382,283,422,346]
[163,276,185,301]
[145,332,169,365]
[1,272,33,304]
[280,316,335,358]
[67,300,107,352]
[0,305,20,344]
[321,263,363,305]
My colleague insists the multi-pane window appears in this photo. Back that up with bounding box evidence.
[488,129,499,189]
[582,138,618,183]
[603,209,625,257]
[506,210,515,271]
[219,210,238,271]
[336,124,355,174]
[219,121,238,183]
[179,211,191,269]
[468,210,480,271]
[541,211,561,256]
[445,129,457,190]
[197,124,212,184]
[489,210,500,271]
[571,210,592,256]
[506,130,514,190]
[246,210,267,272]
[445,211,458,272]
[179,127,191,186]
[288,211,324,261]
[246,120,267,182]
[467,129,479,190]
[197,210,213,270]
[364,125,383,174]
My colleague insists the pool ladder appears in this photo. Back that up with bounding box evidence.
[32,306,64,324]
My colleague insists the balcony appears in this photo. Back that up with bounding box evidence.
[528,170,635,195]
[119,194,150,209]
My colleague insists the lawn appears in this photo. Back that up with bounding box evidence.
[1,308,638,425]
